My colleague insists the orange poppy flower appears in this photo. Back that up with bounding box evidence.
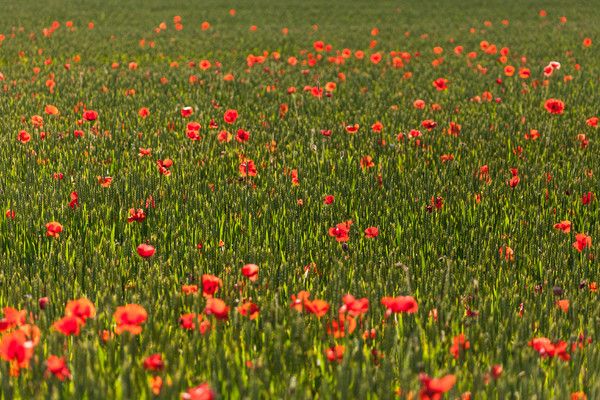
[364,227,378,238]
[237,302,260,319]
[554,221,571,233]
[370,52,382,64]
[182,285,198,295]
[114,304,148,335]
[504,65,515,76]
[304,299,329,317]
[0,307,26,331]
[290,291,311,311]
[218,130,232,143]
[44,105,59,115]
[46,221,63,238]
[239,160,257,177]
[345,124,359,133]
[360,156,375,170]
[583,38,592,47]
[573,233,592,252]
[98,176,112,187]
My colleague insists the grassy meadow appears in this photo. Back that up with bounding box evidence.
[0,0,600,398]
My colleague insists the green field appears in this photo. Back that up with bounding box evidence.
[1,0,600,398]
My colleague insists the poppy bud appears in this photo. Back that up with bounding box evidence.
[342,243,349,253]
[552,286,563,296]
[39,297,50,310]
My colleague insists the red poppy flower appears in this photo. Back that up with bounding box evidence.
[242,264,259,282]
[326,314,356,338]
[339,294,369,316]
[202,274,223,297]
[114,304,148,335]
[143,354,165,371]
[217,130,232,143]
[65,298,96,325]
[224,109,238,124]
[304,299,330,317]
[138,148,152,157]
[53,315,81,336]
[345,124,359,133]
[18,130,31,143]
[432,78,448,90]
[5,210,16,219]
[182,285,198,295]
[360,156,375,170]
[239,160,257,177]
[290,291,311,311]
[181,106,193,117]
[554,220,571,233]
[46,221,63,238]
[182,383,215,400]
[556,299,569,312]
[46,355,71,381]
[138,107,150,118]
[328,221,352,242]
[573,233,592,251]
[422,120,437,130]
[0,330,35,376]
[326,345,345,362]
[450,334,470,359]
[235,129,249,142]
[324,195,335,204]
[507,176,520,188]
[419,374,456,400]
[82,110,98,122]
[0,307,26,332]
[381,296,418,316]
[586,117,598,127]
[544,99,565,114]
[529,337,570,360]
[204,298,230,320]
[365,227,378,238]
[98,176,113,187]
[127,209,146,223]
[237,302,260,319]
[137,244,155,258]
[370,121,383,132]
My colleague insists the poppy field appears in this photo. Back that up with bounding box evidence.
[1,0,600,398]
